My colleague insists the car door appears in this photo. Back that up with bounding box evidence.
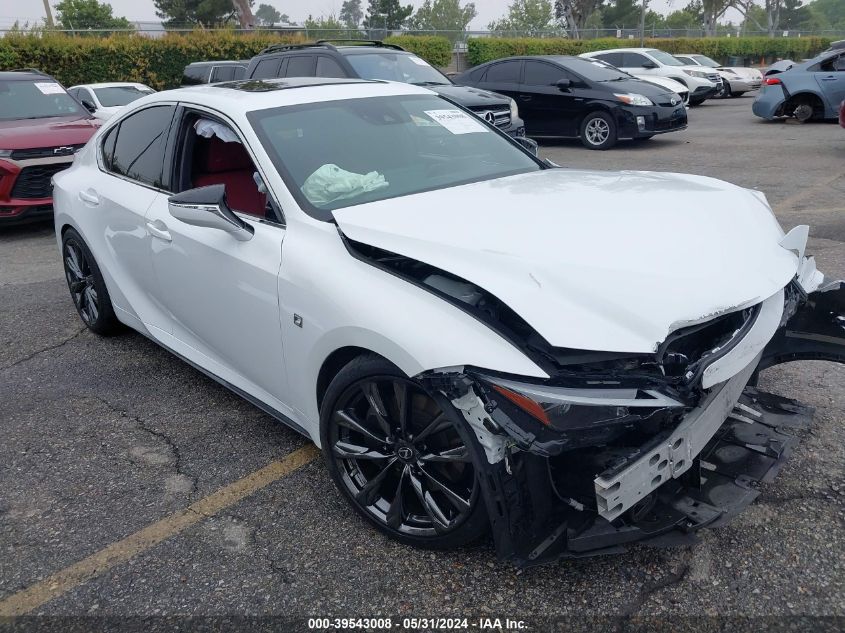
[815,53,845,111]
[143,106,291,411]
[478,59,522,101]
[84,104,177,332]
[519,60,582,137]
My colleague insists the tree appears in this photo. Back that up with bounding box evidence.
[600,0,641,27]
[488,0,555,35]
[231,0,256,28]
[664,7,702,29]
[43,0,54,27]
[553,0,603,37]
[154,0,240,27]
[54,0,133,30]
[407,0,477,35]
[255,3,281,25]
[304,14,352,37]
[340,0,364,27]
[362,0,414,30]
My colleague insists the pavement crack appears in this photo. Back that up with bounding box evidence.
[618,550,692,621]
[91,395,199,497]
[0,327,86,371]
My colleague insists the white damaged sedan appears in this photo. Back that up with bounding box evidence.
[54,77,845,566]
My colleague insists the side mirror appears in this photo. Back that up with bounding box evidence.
[641,61,658,69]
[513,136,539,156]
[168,184,254,242]
[81,100,96,112]
[556,78,572,91]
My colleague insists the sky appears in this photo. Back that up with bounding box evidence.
[1,0,742,31]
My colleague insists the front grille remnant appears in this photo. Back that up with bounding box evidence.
[9,164,70,199]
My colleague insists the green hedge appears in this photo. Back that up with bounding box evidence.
[0,32,454,89]
[467,36,834,66]
[385,35,452,67]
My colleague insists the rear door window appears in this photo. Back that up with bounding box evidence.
[252,58,281,79]
[486,60,521,83]
[594,52,623,67]
[210,66,236,82]
[285,56,317,77]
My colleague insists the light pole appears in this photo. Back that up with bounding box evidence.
[639,0,647,46]
[42,0,54,27]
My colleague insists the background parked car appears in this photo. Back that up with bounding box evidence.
[588,58,690,105]
[580,48,720,106]
[455,55,687,149]
[674,54,762,98]
[0,69,99,225]
[67,82,155,121]
[840,99,845,128]
[753,42,845,122]
[181,60,248,86]
[245,40,526,138]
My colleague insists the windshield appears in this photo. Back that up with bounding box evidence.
[248,94,540,217]
[647,50,684,66]
[94,86,154,107]
[692,55,720,68]
[0,79,86,121]
[571,58,629,81]
[346,53,450,86]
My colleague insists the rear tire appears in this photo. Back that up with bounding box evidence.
[579,111,617,150]
[730,91,746,98]
[320,355,489,550]
[61,228,121,336]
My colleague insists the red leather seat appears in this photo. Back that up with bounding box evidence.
[192,136,266,217]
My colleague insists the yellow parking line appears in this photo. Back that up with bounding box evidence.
[0,444,320,616]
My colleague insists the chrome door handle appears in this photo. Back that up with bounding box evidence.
[78,189,100,206]
[146,220,172,242]
[820,76,836,81]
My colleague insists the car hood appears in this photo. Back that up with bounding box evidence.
[597,78,671,99]
[0,116,99,149]
[429,84,510,108]
[333,169,799,354]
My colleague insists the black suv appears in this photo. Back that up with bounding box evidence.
[244,40,525,138]
[181,60,248,86]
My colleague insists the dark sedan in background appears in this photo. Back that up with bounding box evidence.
[455,55,687,149]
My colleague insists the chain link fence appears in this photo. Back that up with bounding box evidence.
[1,25,844,44]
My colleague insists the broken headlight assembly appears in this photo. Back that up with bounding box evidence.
[476,374,684,434]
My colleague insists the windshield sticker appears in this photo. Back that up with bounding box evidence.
[34,82,66,95]
[424,109,489,134]
[408,56,429,66]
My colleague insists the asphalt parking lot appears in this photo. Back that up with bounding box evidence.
[1,96,844,628]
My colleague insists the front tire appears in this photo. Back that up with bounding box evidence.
[579,111,617,150]
[62,228,121,335]
[320,355,489,550]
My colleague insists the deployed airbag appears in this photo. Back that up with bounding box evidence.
[302,164,388,207]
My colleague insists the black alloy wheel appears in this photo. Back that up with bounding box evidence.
[321,356,488,549]
[62,228,121,335]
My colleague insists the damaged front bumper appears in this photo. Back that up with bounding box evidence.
[424,279,844,567]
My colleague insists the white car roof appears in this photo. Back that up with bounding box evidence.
[583,48,655,54]
[144,78,432,114]
[70,82,153,90]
